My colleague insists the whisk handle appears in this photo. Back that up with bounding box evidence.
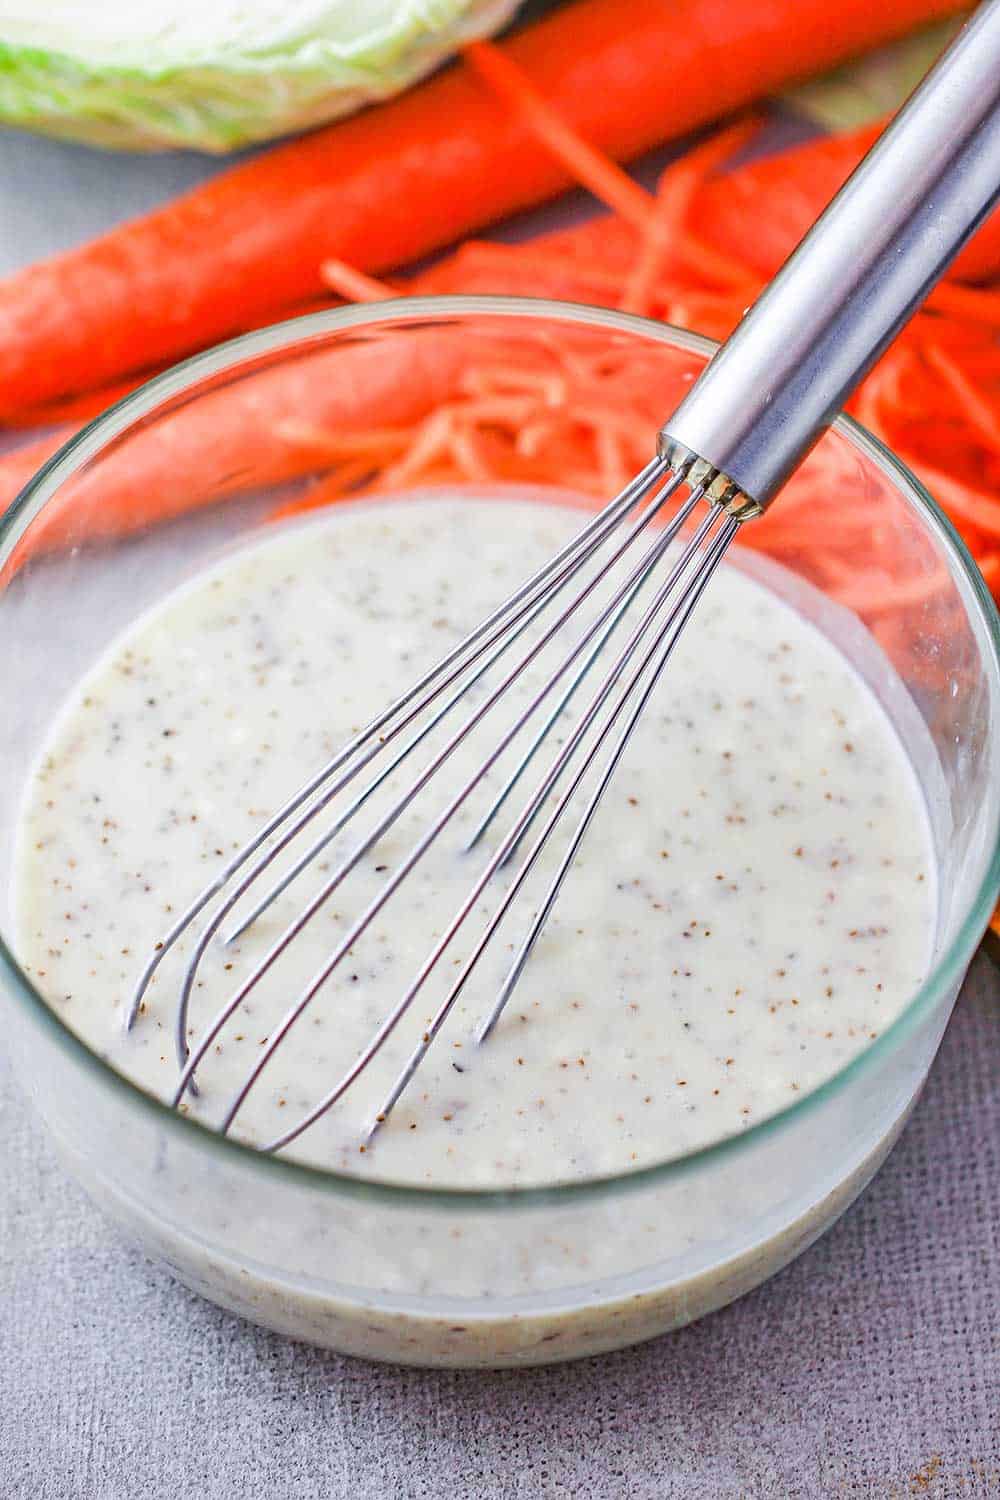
[659,0,1000,514]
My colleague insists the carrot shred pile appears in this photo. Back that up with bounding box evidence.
[271,332,669,521]
[296,36,1000,610]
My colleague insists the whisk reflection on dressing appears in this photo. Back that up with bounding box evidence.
[125,3,1000,1152]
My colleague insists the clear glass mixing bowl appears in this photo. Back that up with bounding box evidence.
[2,298,998,1369]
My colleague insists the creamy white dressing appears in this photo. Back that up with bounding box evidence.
[15,495,935,1191]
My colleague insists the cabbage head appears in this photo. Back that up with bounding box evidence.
[0,0,523,153]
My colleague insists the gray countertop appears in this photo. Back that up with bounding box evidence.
[1,123,999,1500]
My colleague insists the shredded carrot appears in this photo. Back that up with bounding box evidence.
[621,118,762,315]
[285,198,1000,612]
[892,457,1000,539]
[320,261,400,303]
[927,281,1000,329]
[676,231,763,293]
[922,343,1000,459]
[463,40,657,233]
[6,70,1000,627]
[619,188,675,316]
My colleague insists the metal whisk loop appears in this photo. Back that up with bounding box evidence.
[271,502,733,1154]
[174,467,701,1114]
[125,452,672,1033]
[167,460,681,1071]
[223,472,684,946]
[364,510,737,1146]
[477,513,738,1044]
[236,494,724,1150]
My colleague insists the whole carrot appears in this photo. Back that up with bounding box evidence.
[698,121,1000,285]
[0,0,970,417]
[2,378,163,430]
[0,426,79,505]
[0,297,339,430]
[1,332,468,571]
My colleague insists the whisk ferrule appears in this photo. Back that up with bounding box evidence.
[655,435,762,522]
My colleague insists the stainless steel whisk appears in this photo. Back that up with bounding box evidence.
[128,2,1000,1153]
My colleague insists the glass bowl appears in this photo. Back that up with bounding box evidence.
[2,297,998,1369]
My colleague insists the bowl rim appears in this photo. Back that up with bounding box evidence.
[3,292,999,1211]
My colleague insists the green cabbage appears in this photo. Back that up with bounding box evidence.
[0,0,523,153]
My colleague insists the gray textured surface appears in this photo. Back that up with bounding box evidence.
[3,959,999,1499]
[2,123,1000,1499]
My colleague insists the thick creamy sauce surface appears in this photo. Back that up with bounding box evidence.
[16,496,934,1187]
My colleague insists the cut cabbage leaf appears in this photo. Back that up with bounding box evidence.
[0,0,523,153]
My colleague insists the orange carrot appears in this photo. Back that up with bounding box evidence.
[923,344,1000,459]
[699,121,1000,286]
[2,375,163,429]
[0,0,974,417]
[926,281,1000,328]
[463,39,658,232]
[0,296,340,429]
[620,117,762,315]
[0,426,80,506]
[7,89,1000,618]
[2,335,468,569]
[319,263,401,303]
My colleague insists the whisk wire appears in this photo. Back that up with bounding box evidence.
[126,453,671,1032]
[362,509,736,1147]
[225,473,685,946]
[170,469,694,1099]
[168,463,680,1069]
[187,473,704,1123]
[464,529,665,857]
[477,513,738,1047]
[248,495,726,1152]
